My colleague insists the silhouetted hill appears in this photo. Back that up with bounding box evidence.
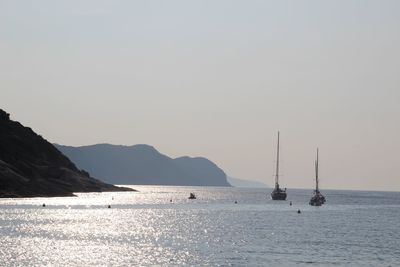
[0,109,134,198]
[55,144,231,186]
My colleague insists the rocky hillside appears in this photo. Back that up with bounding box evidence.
[0,109,133,198]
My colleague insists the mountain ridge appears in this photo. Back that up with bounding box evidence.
[55,143,231,187]
[227,176,269,188]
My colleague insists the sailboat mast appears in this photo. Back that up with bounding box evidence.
[275,131,280,188]
[315,148,319,192]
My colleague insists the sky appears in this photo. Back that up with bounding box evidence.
[1,0,399,191]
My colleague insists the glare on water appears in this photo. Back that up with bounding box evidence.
[0,186,399,266]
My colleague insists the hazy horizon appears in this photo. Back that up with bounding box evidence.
[1,0,399,191]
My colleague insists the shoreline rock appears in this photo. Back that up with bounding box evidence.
[0,109,136,198]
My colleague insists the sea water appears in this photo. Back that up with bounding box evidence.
[0,186,399,266]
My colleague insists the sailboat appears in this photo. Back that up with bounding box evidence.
[271,131,287,200]
[309,148,326,206]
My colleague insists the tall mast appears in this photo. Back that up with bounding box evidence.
[275,131,280,188]
[315,148,319,192]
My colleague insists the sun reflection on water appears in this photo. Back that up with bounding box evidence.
[1,186,400,266]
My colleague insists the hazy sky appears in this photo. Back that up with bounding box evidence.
[1,0,399,191]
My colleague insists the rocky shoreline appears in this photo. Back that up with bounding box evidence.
[0,109,135,198]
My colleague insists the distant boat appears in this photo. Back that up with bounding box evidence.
[271,131,287,200]
[309,148,326,206]
[188,193,196,199]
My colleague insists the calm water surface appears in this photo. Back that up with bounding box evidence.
[0,186,399,266]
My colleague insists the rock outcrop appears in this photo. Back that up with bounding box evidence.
[0,109,134,198]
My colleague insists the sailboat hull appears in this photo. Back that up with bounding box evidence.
[309,193,326,206]
[271,188,287,200]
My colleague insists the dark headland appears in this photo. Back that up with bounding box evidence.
[55,144,231,187]
[0,109,134,198]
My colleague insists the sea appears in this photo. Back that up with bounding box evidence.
[0,186,399,266]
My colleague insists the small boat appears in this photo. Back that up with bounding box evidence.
[271,131,287,200]
[309,148,326,206]
[188,193,196,199]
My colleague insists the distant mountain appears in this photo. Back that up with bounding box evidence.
[55,144,231,187]
[227,177,269,188]
[0,109,133,198]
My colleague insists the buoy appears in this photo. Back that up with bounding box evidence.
[42,203,46,207]
[290,201,292,206]
[108,205,111,209]
[234,201,238,204]
[297,209,301,214]
[170,199,172,203]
